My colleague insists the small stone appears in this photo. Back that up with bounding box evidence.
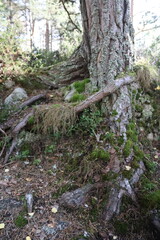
[3,79,15,89]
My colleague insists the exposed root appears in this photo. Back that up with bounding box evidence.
[34,103,76,134]
[103,161,145,221]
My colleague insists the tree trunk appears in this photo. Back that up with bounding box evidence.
[80,0,134,88]
[45,20,50,51]
[47,0,134,88]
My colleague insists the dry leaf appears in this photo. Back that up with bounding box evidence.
[28,212,34,217]
[4,169,9,173]
[26,178,32,182]
[125,165,131,171]
[0,223,5,229]
[51,207,58,213]
[154,155,158,159]
[26,237,31,240]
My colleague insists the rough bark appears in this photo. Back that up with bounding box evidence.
[46,43,89,86]
[45,0,133,89]
[80,0,134,88]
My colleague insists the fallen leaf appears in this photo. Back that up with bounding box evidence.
[51,206,58,213]
[4,169,9,173]
[26,178,32,182]
[0,223,5,229]
[154,155,158,159]
[125,165,131,171]
[28,212,34,217]
[26,237,31,240]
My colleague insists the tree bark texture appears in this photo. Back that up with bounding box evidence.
[80,0,134,88]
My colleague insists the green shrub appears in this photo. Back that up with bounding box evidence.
[69,109,103,135]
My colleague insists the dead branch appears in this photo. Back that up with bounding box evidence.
[3,112,33,163]
[75,76,135,113]
[0,128,7,158]
[12,112,33,136]
[19,92,47,109]
[60,0,82,33]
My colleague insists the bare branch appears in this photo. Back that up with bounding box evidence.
[60,0,82,33]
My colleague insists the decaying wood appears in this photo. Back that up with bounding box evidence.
[4,137,18,164]
[59,182,105,209]
[3,112,33,163]
[0,128,7,158]
[75,76,135,113]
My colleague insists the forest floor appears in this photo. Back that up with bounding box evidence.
[0,86,160,240]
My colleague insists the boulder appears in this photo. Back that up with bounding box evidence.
[4,87,28,106]
[64,88,76,101]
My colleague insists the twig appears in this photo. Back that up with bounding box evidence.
[0,128,7,158]
[61,0,82,33]
[0,160,17,169]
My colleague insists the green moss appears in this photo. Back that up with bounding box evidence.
[127,122,136,131]
[69,93,86,102]
[141,190,160,209]
[33,158,41,165]
[133,145,145,159]
[111,110,118,116]
[143,158,157,172]
[52,184,77,198]
[105,132,115,144]
[114,220,128,235]
[73,78,90,93]
[117,136,124,146]
[91,148,110,162]
[126,129,138,142]
[135,104,143,112]
[102,172,119,181]
[27,116,35,125]
[122,169,133,179]
[14,213,28,228]
[123,140,133,157]
[131,158,140,169]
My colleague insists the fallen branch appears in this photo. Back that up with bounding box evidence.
[0,128,7,158]
[19,92,47,109]
[4,112,33,163]
[75,76,135,113]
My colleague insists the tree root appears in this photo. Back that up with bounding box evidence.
[103,161,145,221]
